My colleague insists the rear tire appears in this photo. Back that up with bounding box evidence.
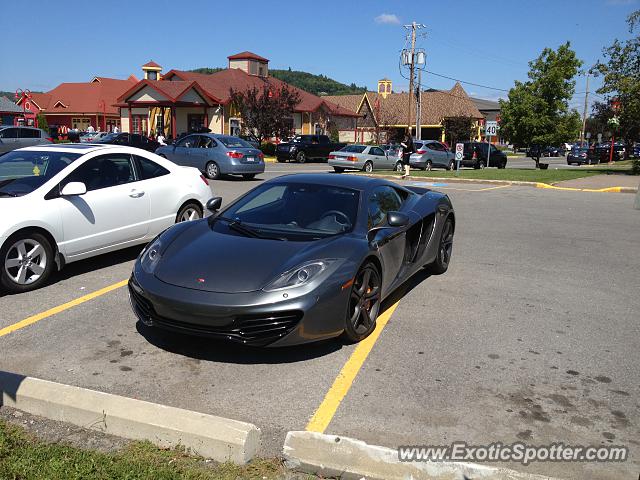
[341,262,382,343]
[242,174,256,180]
[176,203,203,223]
[363,161,373,173]
[425,217,454,275]
[0,231,55,293]
[425,160,433,171]
[394,162,403,173]
[205,161,220,180]
[333,167,345,173]
[296,151,306,164]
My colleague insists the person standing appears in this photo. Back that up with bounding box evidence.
[113,125,119,133]
[400,131,415,179]
[87,124,95,133]
[157,132,166,146]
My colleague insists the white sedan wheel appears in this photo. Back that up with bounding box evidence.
[4,238,47,285]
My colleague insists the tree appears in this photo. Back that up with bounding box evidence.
[443,116,475,146]
[593,9,640,171]
[229,84,301,144]
[499,42,582,167]
[36,113,48,133]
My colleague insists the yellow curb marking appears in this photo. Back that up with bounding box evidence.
[306,301,400,433]
[536,183,629,193]
[0,279,128,338]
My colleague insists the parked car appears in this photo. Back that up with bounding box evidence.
[633,143,640,158]
[567,147,597,165]
[80,131,109,143]
[0,126,52,155]
[156,133,265,180]
[328,144,402,173]
[458,142,508,169]
[129,174,455,346]
[275,135,346,163]
[409,140,456,170]
[95,133,159,152]
[527,145,560,158]
[239,134,260,149]
[0,144,212,293]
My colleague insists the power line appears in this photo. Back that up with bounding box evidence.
[424,70,511,92]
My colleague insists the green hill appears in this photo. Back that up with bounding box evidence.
[188,67,367,96]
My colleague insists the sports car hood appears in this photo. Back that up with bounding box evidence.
[154,220,348,293]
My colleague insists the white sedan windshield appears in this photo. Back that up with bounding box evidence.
[0,150,80,197]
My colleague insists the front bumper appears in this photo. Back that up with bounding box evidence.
[129,266,350,347]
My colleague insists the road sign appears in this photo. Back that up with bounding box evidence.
[455,142,464,176]
[597,133,603,143]
[586,132,591,139]
[485,121,498,137]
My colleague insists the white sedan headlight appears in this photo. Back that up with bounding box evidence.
[263,259,337,292]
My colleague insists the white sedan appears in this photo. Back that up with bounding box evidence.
[0,144,212,293]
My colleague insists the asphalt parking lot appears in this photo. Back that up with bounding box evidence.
[1,162,638,479]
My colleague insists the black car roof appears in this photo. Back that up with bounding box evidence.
[267,173,388,190]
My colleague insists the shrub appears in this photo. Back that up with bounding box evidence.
[260,142,276,156]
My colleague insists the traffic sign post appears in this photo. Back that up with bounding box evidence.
[455,142,464,176]
[484,121,498,168]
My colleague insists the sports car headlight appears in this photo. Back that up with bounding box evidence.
[140,236,163,274]
[263,259,337,292]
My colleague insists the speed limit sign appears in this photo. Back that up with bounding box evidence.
[485,121,498,136]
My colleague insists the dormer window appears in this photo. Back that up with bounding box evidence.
[227,52,269,77]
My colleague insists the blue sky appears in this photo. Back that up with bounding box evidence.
[1,0,637,110]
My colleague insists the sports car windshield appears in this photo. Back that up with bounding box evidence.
[0,150,80,197]
[219,182,360,241]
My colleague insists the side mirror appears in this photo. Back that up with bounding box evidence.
[387,211,409,227]
[61,182,87,196]
[206,197,222,212]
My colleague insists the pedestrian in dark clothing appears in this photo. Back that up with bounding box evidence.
[400,132,415,179]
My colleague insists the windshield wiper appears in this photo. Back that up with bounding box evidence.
[0,190,18,197]
[213,216,285,241]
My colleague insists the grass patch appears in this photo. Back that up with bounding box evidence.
[0,419,287,480]
[370,168,629,184]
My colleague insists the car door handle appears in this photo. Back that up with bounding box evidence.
[129,189,145,198]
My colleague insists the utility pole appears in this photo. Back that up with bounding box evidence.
[580,73,590,147]
[406,22,417,137]
[416,68,422,140]
[402,22,426,138]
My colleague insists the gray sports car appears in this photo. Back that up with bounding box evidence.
[156,134,265,180]
[129,174,455,347]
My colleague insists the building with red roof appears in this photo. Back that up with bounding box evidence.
[116,52,360,140]
[16,76,138,133]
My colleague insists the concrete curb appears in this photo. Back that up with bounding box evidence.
[0,371,260,464]
[283,431,562,480]
[358,173,638,193]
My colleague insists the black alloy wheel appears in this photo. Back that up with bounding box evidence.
[426,217,454,275]
[341,263,382,343]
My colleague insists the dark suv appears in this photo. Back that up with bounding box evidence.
[457,142,507,169]
[95,133,159,152]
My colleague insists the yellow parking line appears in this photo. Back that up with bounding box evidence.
[0,279,128,338]
[306,301,400,433]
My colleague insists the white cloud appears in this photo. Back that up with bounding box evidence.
[375,13,401,25]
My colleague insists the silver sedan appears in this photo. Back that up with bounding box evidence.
[328,145,403,173]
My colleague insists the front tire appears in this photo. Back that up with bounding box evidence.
[1,232,55,293]
[205,161,220,180]
[425,217,454,275]
[296,151,306,163]
[176,203,203,223]
[242,174,256,180]
[341,263,382,343]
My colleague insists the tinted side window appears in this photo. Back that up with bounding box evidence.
[318,135,330,144]
[19,128,38,138]
[135,155,170,180]
[176,135,197,148]
[63,154,135,191]
[368,186,403,229]
[370,147,385,156]
[0,128,18,139]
